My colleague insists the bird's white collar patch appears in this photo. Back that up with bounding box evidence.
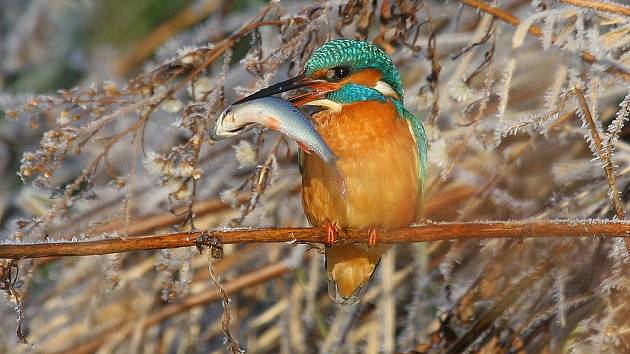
[373,81,400,100]
[304,99,342,113]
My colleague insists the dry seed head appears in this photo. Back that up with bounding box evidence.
[103,82,120,96]
[25,99,38,111]
[233,140,256,169]
[156,263,168,272]
[448,80,476,103]
[181,54,195,65]
[141,85,154,96]
[144,152,174,176]
[161,98,183,113]
[171,182,191,200]
[177,163,195,178]
[20,167,32,177]
[58,110,71,125]
[190,77,213,99]
[178,48,204,65]
[166,290,178,302]
[190,135,201,146]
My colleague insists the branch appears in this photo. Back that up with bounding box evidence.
[558,0,630,16]
[2,220,630,259]
[575,86,625,220]
[457,0,630,81]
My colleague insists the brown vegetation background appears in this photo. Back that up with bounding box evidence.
[0,0,629,353]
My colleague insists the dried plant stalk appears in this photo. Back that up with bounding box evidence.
[558,0,630,16]
[457,0,630,81]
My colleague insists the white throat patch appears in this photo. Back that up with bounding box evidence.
[373,81,400,100]
[304,99,342,113]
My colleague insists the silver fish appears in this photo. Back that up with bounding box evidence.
[210,96,346,195]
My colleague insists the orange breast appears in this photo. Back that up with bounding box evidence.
[301,100,421,229]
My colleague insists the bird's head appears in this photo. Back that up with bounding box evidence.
[234,39,403,109]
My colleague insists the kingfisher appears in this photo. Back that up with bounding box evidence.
[237,39,427,304]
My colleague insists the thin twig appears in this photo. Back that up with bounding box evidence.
[557,0,630,16]
[205,251,244,353]
[422,1,441,124]
[2,220,630,259]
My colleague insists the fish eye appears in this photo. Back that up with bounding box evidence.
[330,66,351,80]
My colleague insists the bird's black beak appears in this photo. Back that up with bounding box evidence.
[233,72,339,106]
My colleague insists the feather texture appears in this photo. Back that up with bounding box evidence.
[301,99,421,303]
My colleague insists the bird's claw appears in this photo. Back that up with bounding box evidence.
[323,221,339,247]
[368,228,379,248]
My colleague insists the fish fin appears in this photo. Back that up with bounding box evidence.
[296,141,312,153]
[262,116,282,131]
[325,244,386,304]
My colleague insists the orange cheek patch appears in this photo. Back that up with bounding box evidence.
[341,69,382,87]
[311,69,329,80]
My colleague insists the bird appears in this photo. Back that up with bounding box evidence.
[235,39,427,304]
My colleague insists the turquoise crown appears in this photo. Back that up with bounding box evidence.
[304,39,404,100]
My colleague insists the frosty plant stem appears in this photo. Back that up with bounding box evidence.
[2,220,630,259]
[574,86,629,252]
[575,86,625,221]
[558,0,630,16]
[457,0,630,81]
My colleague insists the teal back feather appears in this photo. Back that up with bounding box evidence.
[392,100,428,185]
[326,83,387,104]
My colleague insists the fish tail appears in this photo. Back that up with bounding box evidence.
[325,244,385,304]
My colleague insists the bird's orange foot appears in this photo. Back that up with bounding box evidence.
[323,221,339,247]
[368,228,379,248]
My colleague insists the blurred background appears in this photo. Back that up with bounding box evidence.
[1,0,629,353]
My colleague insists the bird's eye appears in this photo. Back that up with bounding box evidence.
[333,66,350,80]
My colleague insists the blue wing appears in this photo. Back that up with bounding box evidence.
[392,100,428,187]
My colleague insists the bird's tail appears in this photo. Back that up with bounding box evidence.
[325,244,387,304]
